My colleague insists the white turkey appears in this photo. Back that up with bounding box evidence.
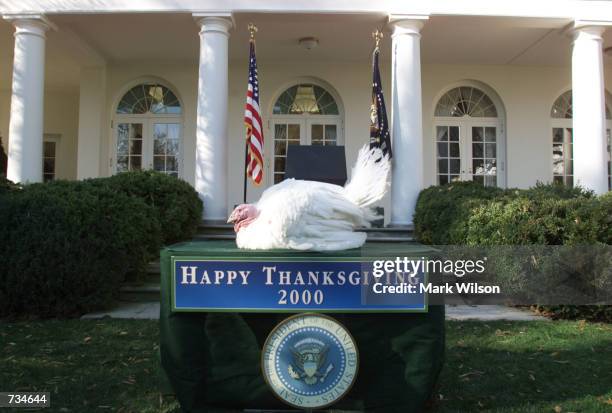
[227,145,390,251]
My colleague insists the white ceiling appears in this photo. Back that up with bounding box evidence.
[1,12,611,91]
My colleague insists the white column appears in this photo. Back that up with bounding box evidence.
[4,15,54,183]
[389,16,428,226]
[77,66,106,179]
[193,14,232,221]
[572,23,608,194]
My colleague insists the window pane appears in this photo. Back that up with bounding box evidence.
[275,141,286,156]
[167,140,179,156]
[472,127,483,142]
[437,143,448,157]
[288,124,300,140]
[449,159,461,173]
[552,128,563,143]
[311,124,323,143]
[274,157,285,173]
[473,175,484,185]
[485,160,497,175]
[449,127,459,142]
[437,126,448,142]
[43,142,55,157]
[153,156,165,171]
[43,158,55,174]
[449,143,460,157]
[274,173,284,184]
[438,174,449,185]
[485,143,496,158]
[485,176,496,187]
[325,125,337,142]
[130,139,142,156]
[166,157,178,172]
[131,156,142,170]
[438,159,448,174]
[117,156,128,172]
[473,159,484,175]
[485,127,496,142]
[275,124,287,141]
[472,143,483,158]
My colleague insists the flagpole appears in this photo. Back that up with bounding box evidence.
[243,23,257,204]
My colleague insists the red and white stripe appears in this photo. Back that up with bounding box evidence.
[245,85,264,184]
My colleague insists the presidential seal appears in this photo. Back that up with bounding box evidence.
[261,313,358,409]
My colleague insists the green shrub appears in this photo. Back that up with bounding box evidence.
[413,181,504,244]
[414,182,611,322]
[0,181,161,318]
[465,191,609,245]
[91,171,202,244]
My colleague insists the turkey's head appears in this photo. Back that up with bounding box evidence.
[227,204,259,233]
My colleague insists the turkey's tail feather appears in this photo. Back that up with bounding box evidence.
[344,145,390,208]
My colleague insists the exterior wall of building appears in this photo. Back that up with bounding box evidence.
[1,57,611,209]
[0,90,78,180]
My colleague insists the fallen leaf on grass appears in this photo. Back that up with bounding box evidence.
[459,370,484,379]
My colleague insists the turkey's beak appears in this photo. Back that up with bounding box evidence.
[227,211,237,223]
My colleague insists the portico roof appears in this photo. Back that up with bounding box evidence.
[0,10,611,92]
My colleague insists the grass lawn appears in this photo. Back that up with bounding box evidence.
[0,319,610,413]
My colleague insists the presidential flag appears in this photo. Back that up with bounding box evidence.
[370,42,392,158]
[244,35,264,184]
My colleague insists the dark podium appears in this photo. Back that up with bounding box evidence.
[285,145,347,185]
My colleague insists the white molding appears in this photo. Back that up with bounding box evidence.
[3,13,57,31]
[192,12,235,30]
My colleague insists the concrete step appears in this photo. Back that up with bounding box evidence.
[119,282,160,302]
[193,233,236,240]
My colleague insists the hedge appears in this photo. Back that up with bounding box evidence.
[90,171,203,244]
[0,180,161,318]
[413,182,611,322]
[413,181,505,244]
[0,172,202,319]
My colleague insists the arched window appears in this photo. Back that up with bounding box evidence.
[273,84,339,115]
[114,82,182,177]
[435,86,498,118]
[116,83,181,115]
[434,85,504,187]
[550,90,611,189]
[270,82,343,184]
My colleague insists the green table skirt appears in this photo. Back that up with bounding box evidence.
[159,241,445,412]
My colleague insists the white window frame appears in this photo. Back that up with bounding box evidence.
[268,80,344,187]
[432,83,507,188]
[110,82,183,178]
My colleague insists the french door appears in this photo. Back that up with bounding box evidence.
[435,119,503,187]
[271,117,341,184]
[114,117,181,177]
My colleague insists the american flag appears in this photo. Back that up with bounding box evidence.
[244,38,264,184]
[370,45,392,158]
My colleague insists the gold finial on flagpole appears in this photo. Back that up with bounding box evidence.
[372,29,383,49]
[248,23,258,40]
